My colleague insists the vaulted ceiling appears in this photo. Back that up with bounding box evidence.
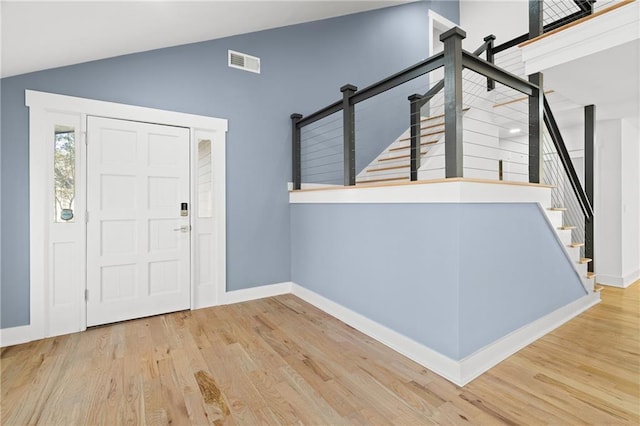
[0,0,411,78]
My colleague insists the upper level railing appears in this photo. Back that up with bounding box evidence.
[543,0,596,31]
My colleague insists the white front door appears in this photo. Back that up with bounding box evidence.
[86,116,191,326]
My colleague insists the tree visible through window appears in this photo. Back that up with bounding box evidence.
[54,126,75,222]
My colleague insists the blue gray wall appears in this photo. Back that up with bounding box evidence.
[0,2,459,328]
[291,203,586,360]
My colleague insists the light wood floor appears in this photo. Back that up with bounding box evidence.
[2,283,638,425]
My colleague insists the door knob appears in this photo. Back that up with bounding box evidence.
[172,225,191,232]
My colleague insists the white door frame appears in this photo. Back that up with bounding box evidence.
[428,10,457,57]
[25,90,227,341]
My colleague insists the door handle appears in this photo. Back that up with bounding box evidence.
[172,225,191,232]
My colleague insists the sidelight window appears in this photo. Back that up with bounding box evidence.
[197,139,213,218]
[54,125,76,222]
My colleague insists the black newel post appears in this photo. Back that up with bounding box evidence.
[341,84,357,186]
[484,34,496,91]
[585,104,595,272]
[529,73,543,183]
[441,27,466,178]
[290,113,303,190]
[529,0,543,39]
[528,1,544,183]
[408,94,424,181]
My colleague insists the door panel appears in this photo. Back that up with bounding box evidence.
[86,116,190,326]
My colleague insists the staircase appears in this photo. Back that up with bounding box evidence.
[544,206,595,292]
[357,70,494,185]
[356,112,446,184]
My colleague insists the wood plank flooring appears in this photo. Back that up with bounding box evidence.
[1,282,638,425]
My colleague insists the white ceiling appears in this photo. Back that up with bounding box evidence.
[2,1,636,129]
[0,0,411,78]
[544,39,640,128]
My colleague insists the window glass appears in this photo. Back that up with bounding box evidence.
[198,139,213,218]
[54,125,76,222]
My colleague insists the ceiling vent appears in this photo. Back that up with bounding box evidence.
[228,50,260,74]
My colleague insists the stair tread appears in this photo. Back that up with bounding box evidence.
[357,177,409,184]
[389,139,439,152]
[586,272,596,278]
[419,108,470,123]
[594,284,604,292]
[549,207,567,211]
[367,164,410,173]
[559,226,576,230]
[418,122,445,131]
[579,257,593,264]
[399,129,445,142]
[379,151,427,162]
[569,242,585,248]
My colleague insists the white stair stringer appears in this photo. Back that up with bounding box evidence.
[543,208,595,293]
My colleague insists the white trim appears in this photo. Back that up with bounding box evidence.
[192,128,227,310]
[28,108,48,341]
[25,90,227,132]
[0,325,34,348]
[4,273,602,387]
[458,292,600,385]
[24,90,227,343]
[428,9,457,57]
[291,283,600,387]
[290,180,552,205]
[220,282,293,305]
[597,270,640,288]
[624,270,640,287]
[290,283,463,385]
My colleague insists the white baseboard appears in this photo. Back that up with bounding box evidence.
[290,283,463,385]
[0,324,33,348]
[625,271,640,287]
[291,283,600,387]
[221,281,293,305]
[2,281,603,388]
[2,282,293,347]
[597,271,640,288]
[458,292,601,385]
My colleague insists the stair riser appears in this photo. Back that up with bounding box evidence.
[555,229,572,246]
[581,276,595,292]
[575,262,588,278]
[544,207,594,294]
[566,246,580,261]
[544,210,564,229]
